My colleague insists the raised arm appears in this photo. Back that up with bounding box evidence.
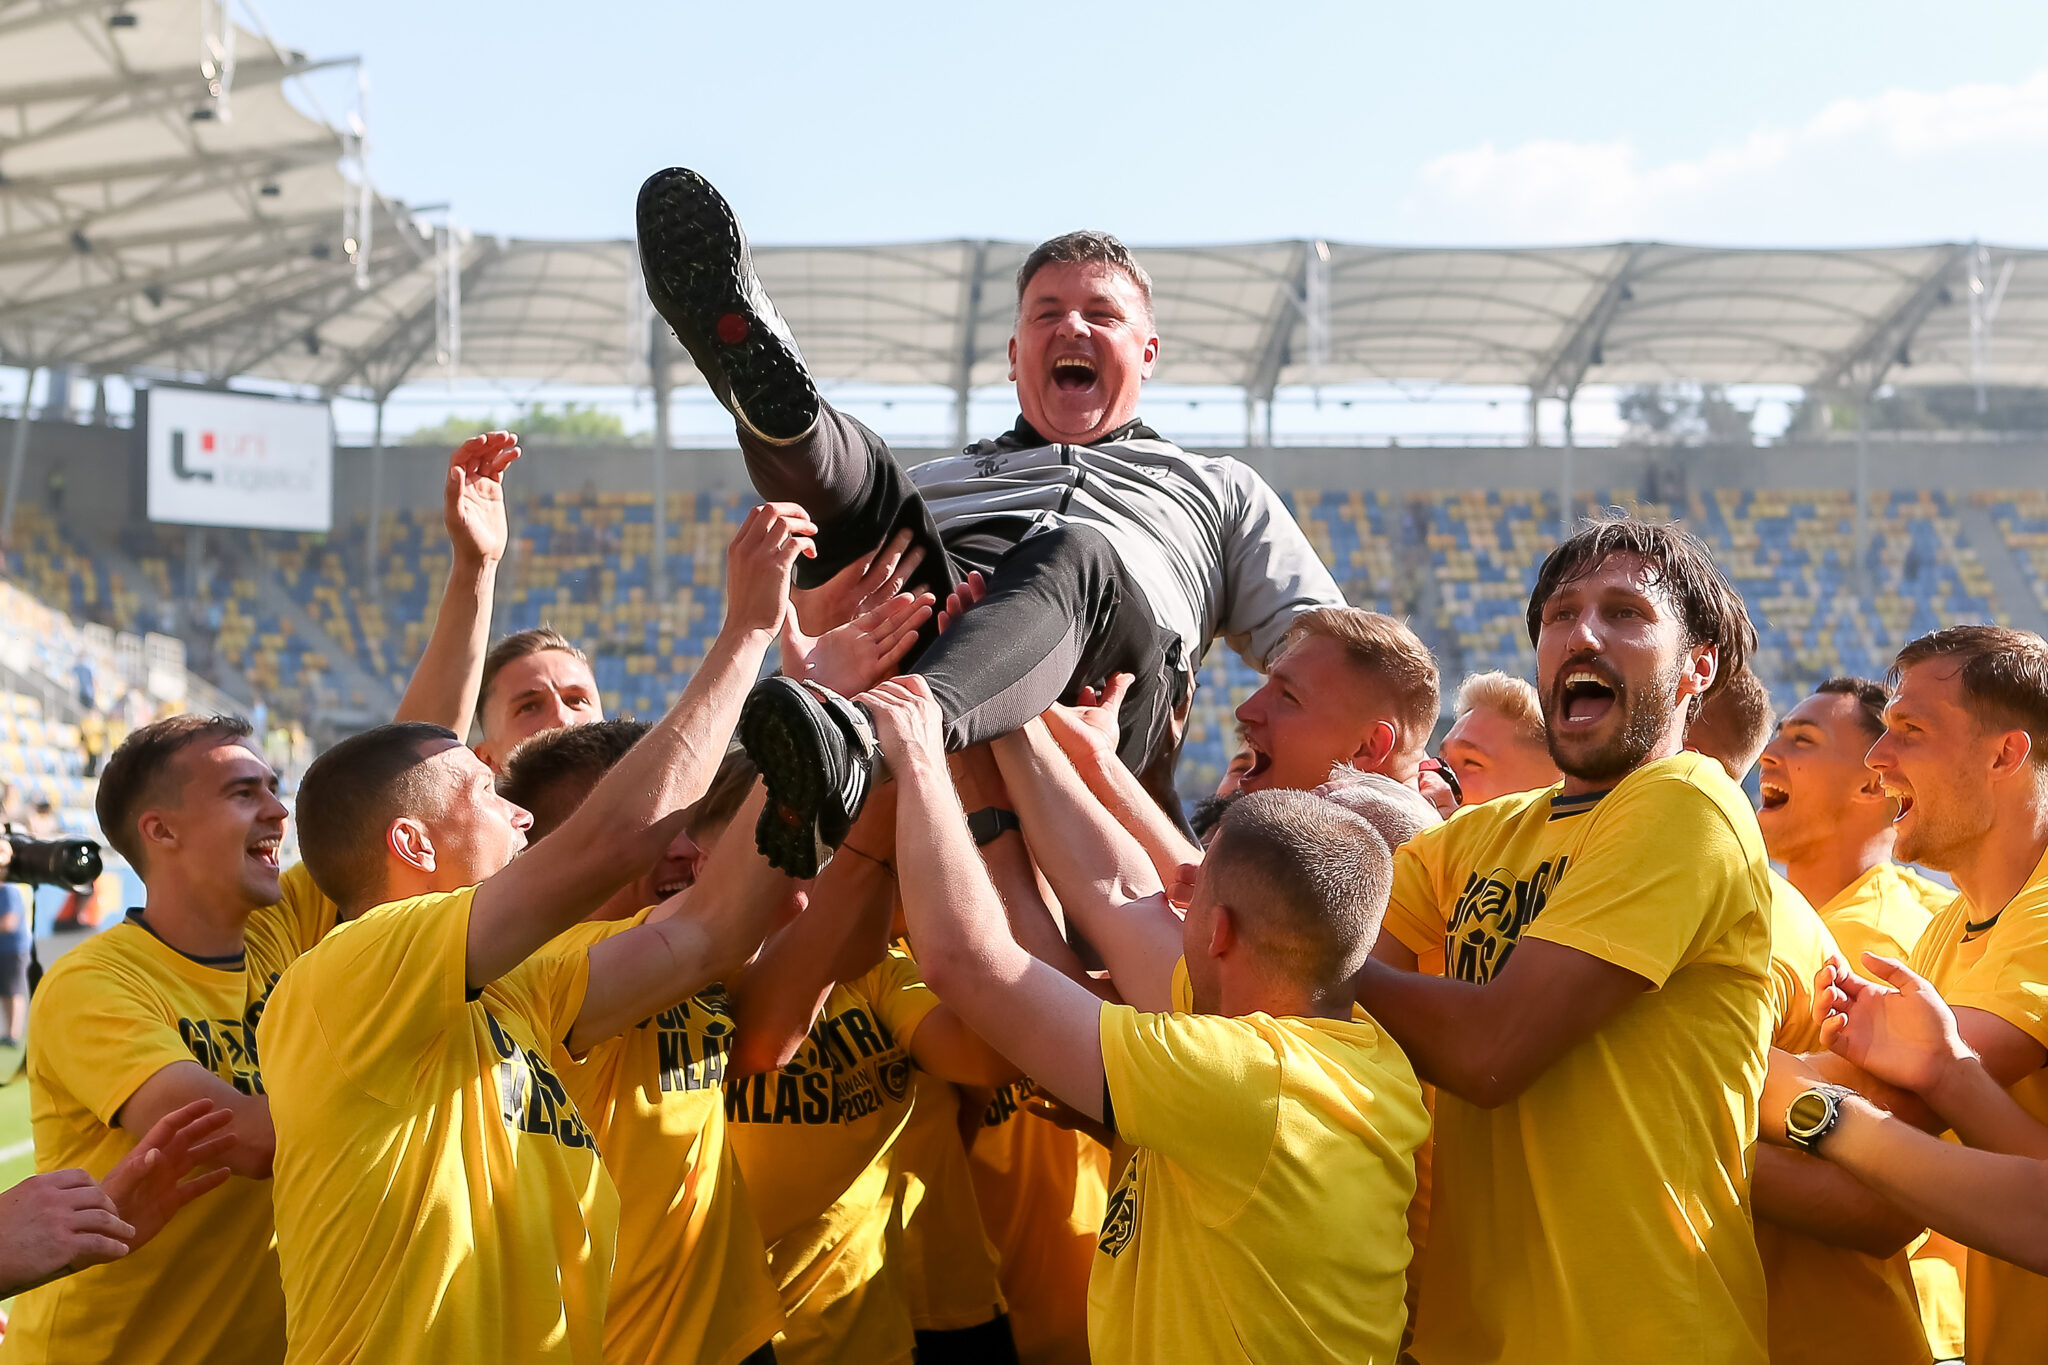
[951,743,1098,991]
[395,432,519,731]
[865,677,1108,1122]
[724,785,900,1078]
[990,719,1182,1011]
[464,501,813,989]
[1040,675,1202,883]
[567,786,805,1054]
[1354,938,1649,1108]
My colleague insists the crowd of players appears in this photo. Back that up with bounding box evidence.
[5,196,2048,1365]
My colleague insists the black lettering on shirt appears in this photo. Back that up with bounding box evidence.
[723,1000,910,1126]
[1444,856,1570,985]
[983,1081,1024,1128]
[484,1010,597,1150]
[648,992,738,1094]
[173,972,284,1096]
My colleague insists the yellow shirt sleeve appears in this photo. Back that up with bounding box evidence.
[1914,882,2048,1051]
[31,953,198,1129]
[864,945,944,1052]
[1523,766,1755,988]
[1098,1004,1279,1222]
[281,886,483,1107]
[1385,830,1447,958]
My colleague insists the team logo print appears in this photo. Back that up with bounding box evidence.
[1443,857,1569,984]
[973,453,1009,478]
[1099,1157,1139,1257]
[877,1054,913,1103]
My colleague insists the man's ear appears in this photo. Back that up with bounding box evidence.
[1989,729,2037,784]
[135,809,177,859]
[1205,903,1236,961]
[388,818,437,875]
[1853,764,1890,805]
[471,740,495,772]
[1678,644,1718,703]
[1006,333,1018,383]
[1139,330,1160,379]
[1352,720,1398,773]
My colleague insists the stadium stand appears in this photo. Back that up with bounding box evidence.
[1978,490,2048,615]
[0,429,2030,800]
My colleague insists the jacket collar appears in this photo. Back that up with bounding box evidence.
[994,414,1158,451]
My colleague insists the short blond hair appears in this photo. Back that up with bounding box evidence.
[1280,608,1440,750]
[1453,670,1545,742]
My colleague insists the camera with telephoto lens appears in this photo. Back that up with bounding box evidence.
[3,832,102,890]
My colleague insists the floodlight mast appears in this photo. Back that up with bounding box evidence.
[1969,243,2015,417]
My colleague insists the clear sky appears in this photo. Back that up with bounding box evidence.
[261,0,2048,248]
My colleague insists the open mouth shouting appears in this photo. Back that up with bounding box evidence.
[1240,738,1274,788]
[1555,666,1621,729]
[1050,354,1099,395]
[1758,779,1788,813]
[1886,784,1915,823]
[249,834,283,871]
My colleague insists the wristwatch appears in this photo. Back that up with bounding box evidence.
[1784,1083,1856,1154]
[966,807,1021,846]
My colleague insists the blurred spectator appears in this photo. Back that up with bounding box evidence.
[72,657,96,713]
[0,872,29,1047]
[80,709,107,778]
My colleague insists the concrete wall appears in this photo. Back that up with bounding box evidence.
[5,417,2046,537]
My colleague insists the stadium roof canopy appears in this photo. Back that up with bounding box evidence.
[2,0,2044,409]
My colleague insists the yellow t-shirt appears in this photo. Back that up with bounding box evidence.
[261,886,620,1365]
[1754,871,1930,1365]
[1816,863,1960,1362]
[0,862,333,1365]
[890,1073,1007,1333]
[1089,999,1426,1365]
[1907,845,2048,1365]
[969,1080,1109,1365]
[1820,863,1946,972]
[548,913,785,1365]
[1383,752,1773,1365]
[725,947,941,1365]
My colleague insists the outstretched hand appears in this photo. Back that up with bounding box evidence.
[780,590,935,698]
[445,431,521,567]
[791,529,926,637]
[100,1099,236,1255]
[723,502,818,639]
[1818,952,1973,1096]
[1044,672,1132,763]
[859,676,947,776]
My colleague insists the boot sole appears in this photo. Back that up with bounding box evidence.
[739,679,840,879]
[636,168,818,442]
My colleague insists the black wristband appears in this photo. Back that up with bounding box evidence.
[966,807,1021,846]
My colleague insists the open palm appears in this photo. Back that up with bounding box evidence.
[1821,954,1970,1095]
[444,431,520,565]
